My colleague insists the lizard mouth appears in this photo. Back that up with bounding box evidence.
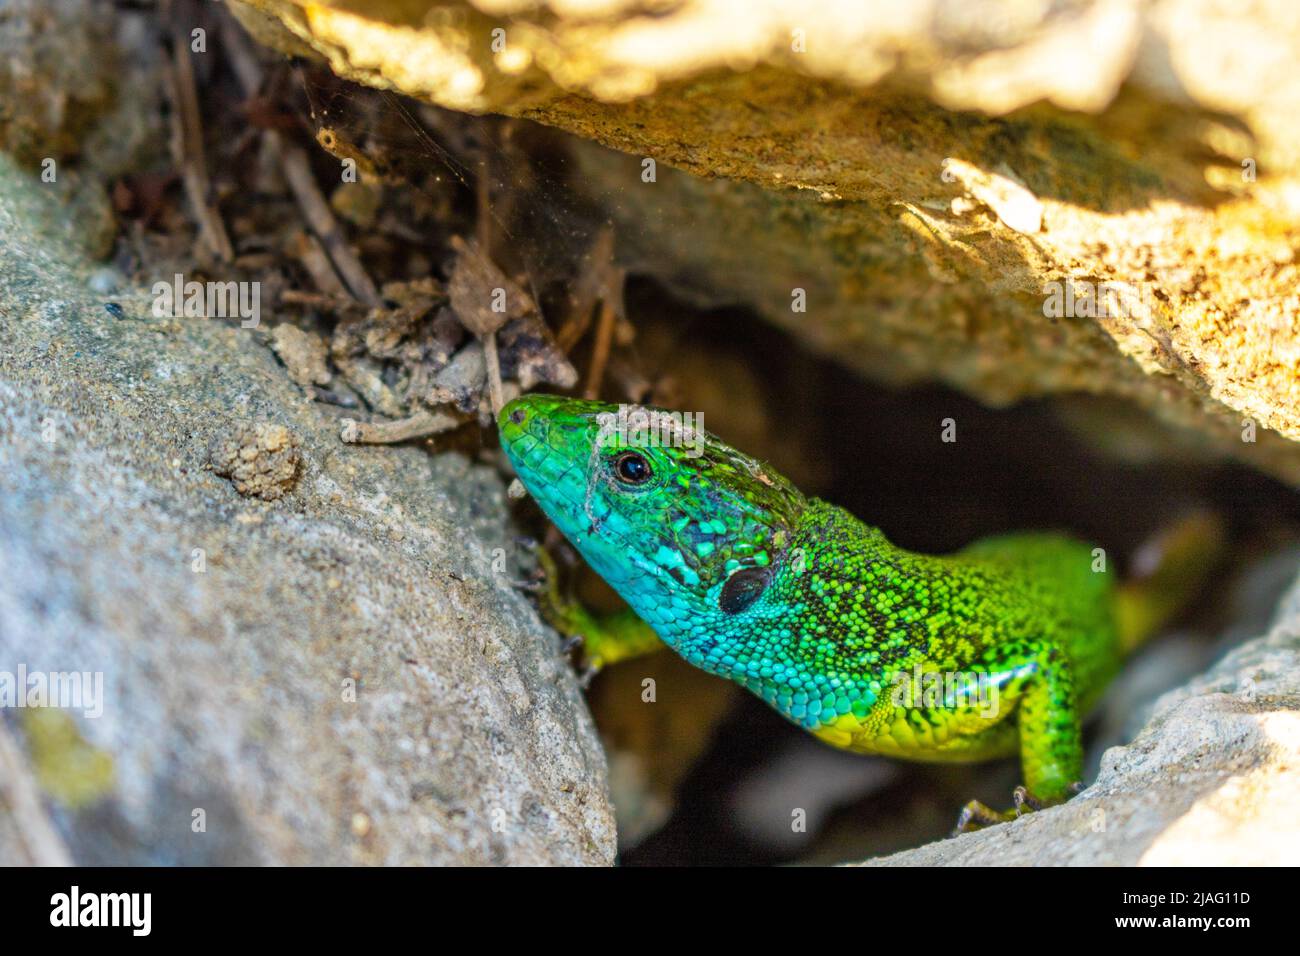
[499,394,669,590]
[498,396,589,511]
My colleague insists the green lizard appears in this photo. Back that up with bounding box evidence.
[499,393,1219,830]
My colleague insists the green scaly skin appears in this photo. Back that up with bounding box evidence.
[500,394,1185,827]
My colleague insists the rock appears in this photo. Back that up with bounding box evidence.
[428,341,486,412]
[0,153,615,865]
[0,0,114,167]
[231,0,1300,486]
[269,324,332,388]
[208,421,303,501]
[0,1,161,259]
[86,267,122,296]
[856,568,1300,866]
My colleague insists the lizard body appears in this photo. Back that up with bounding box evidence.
[499,394,1214,824]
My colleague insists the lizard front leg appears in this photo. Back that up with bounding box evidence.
[532,545,664,674]
[955,641,1084,833]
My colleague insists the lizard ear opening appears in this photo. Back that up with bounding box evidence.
[718,566,772,614]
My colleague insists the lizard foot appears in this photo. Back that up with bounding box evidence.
[953,799,1017,835]
[952,783,1080,835]
[523,541,663,673]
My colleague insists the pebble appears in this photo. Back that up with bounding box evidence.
[87,267,122,295]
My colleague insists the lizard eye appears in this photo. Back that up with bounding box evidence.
[613,451,652,485]
[719,567,771,614]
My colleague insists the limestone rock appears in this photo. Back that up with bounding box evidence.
[0,154,615,866]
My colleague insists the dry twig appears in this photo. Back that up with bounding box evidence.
[583,297,618,400]
[164,31,233,262]
[218,14,380,307]
[340,411,460,444]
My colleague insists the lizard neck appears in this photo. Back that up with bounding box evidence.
[678,500,923,729]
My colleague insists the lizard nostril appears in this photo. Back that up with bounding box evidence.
[509,408,526,425]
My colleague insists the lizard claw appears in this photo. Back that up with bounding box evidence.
[953,799,1018,835]
[953,783,1070,835]
[1012,785,1042,815]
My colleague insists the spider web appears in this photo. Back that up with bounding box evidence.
[294,64,633,319]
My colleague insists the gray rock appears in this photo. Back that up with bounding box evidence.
[0,154,615,865]
[858,569,1300,866]
[207,421,303,502]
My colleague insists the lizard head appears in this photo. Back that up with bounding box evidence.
[499,393,808,657]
